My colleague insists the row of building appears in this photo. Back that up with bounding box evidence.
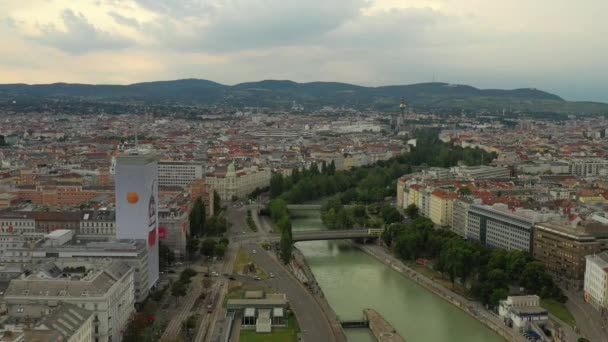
[396,167,608,313]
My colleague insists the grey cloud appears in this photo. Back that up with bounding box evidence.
[32,9,134,54]
[141,0,369,52]
[134,0,215,19]
[108,11,140,28]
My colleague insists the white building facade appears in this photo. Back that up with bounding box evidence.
[584,252,608,311]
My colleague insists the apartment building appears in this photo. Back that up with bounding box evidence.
[452,198,473,238]
[568,158,608,177]
[158,161,204,187]
[584,252,608,311]
[0,212,36,233]
[467,204,535,252]
[429,190,458,227]
[3,260,135,342]
[533,222,602,288]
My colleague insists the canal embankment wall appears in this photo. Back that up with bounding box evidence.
[291,247,349,342]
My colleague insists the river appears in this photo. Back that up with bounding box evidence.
[290,209,504,342]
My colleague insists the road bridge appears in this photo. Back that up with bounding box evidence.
[268,229,383,242]
[287,204,322,210]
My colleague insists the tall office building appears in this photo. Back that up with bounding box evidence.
[115,154,159,289]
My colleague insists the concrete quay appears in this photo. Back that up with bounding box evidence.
[364,308,406,342]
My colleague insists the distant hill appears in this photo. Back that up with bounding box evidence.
[0,79,606,114]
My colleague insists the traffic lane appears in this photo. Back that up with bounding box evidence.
[244,243,335,342]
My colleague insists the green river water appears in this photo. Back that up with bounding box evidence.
[290,209,504,342]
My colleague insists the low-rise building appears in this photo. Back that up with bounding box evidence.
[498,295,548,329]
[158,206,188,258]
[1,302,93,342]
[79,210,116,237]
[584,252,608,311]
[452,165,511,179]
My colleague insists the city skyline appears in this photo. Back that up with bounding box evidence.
[1,0,607,102]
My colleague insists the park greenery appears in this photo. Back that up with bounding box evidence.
[269,130,496,205]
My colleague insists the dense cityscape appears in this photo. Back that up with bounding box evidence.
[0,102,606,342]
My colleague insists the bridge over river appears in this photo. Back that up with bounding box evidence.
[269,229,382,242]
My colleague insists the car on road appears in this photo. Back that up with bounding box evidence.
[168,270,176,274]
[211,271,219,277]
[254,276,261,281]
[229,276,236,280]
[252,249,257,254]
[270,272,275,278]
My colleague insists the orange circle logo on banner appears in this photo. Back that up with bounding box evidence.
[127,192,139,204]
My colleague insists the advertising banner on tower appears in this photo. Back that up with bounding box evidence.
[115,155,159,288]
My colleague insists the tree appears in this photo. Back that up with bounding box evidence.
[382,205,402,225]
[200,238,217,257]
[214,243,227,258]
[213,190,221,214]
[186,235,200,259]
[520,261,547,294]
[458,186,472,196]
[328,160,336,175]
[280,228,293,264]
[270,172,284,198]
[321,161,328,174]
[189,196,205,237]
[171,281,186,302]
[404,204,419,219]
[159,241,175,267]
[489,288,509,307]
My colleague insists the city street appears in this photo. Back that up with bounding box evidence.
[564,289,608,342]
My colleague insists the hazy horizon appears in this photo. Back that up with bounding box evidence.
[1,1,607,102]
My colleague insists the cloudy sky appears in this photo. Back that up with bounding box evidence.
[1,0,606,101]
